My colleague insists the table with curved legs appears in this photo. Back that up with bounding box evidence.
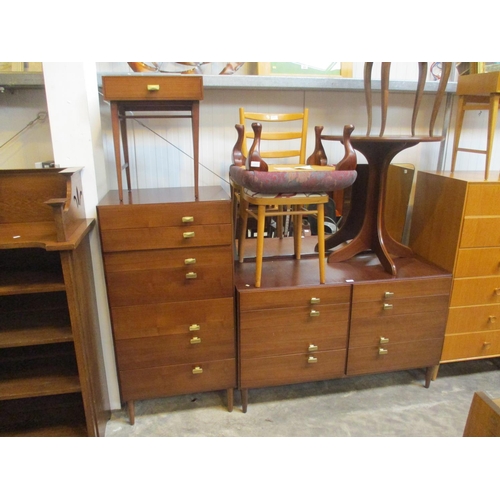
[322,135,443,275]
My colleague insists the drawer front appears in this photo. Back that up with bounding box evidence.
[115,330,235,370]
[103,246,232,274]
[465,183,500,216]
[455,247,500,277]
[119,358,236,401]
[111,297,234,340]
[460,217,500,248]
[350,311,447,348]
[100,224,232,252]
[450,276,500,307]
[98,201,229,231]
[347,338,443,376]
[238,284,350,311]
[351,294,449,319]
[352,277,451,302]
[105,259,234,307]
[240,305,349,357]
[102,75,203,101]
[441,331,500,361]
[446,304,500,334]
[240,350,346,389]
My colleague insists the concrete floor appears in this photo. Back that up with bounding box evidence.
[105,358,500,437]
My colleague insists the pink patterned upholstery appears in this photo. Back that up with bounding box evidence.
[229,165,357,195]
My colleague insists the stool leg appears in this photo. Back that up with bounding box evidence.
[486,94,499,180]
[451,95,466,173]
[317,203,326,284]
[255,205,266,288]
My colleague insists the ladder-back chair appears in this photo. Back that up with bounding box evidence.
[230,122,357,288]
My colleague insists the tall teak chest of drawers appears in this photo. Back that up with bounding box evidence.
[410,170,500,365]
[97,187,236,424]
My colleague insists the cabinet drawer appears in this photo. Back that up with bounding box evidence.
[111,297,234,340]
[240,350,346,389]
[441,330,500,361]
[98,201,228,231]
[465,183,500,216]
[351,294,449,319]
[100,224,232,252]
[352,277,451,302]
[105,257,234,307]
[347,338,443,376]
[103,246,232,274]
[115,330,235,370]
[240,305,348,357]
[455,247,500,277]
[450,276,500,307]
[119,358,235,401]
[350,311,447,347]
[102,75,203,101]
[460,217,500,248]
[446,304,500,334]
[238,284,350,311]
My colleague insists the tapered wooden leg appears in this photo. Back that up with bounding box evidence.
[227,388,234,412]
[425,365,439,388]
[127,400,135,425]
[241,389,248,413]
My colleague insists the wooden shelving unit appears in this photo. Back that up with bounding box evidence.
[0,168,110,436]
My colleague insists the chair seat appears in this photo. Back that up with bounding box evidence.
[229,165,357,194]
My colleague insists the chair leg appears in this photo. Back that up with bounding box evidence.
[238,198,249,263]
[293,210,302,260]
[255,205,266,288]
[317,203,326,284]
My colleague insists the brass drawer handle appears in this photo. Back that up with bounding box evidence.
[307,356,318,364]
[488,315,497,324]
[379,348,388,355]
[495,288,500,296]
[192,366,203,374]
[308,344,318,352]
[186,272,197,279]
[384,291,394,299]
[483,342,492,350]
[189,324,200,332]
[190,336,201,345]
[383,303,393,310]
[147,84,160,91]
[182,216,194,223]
[310,310,320,317]
[379,337,389,344]
[183,231,195,238]
[184,258,196,265]
[310,297,321,305]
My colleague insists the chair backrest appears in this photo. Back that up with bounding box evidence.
[239,108,309,164]
[463,391,500,437]
[364,62,452,137]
